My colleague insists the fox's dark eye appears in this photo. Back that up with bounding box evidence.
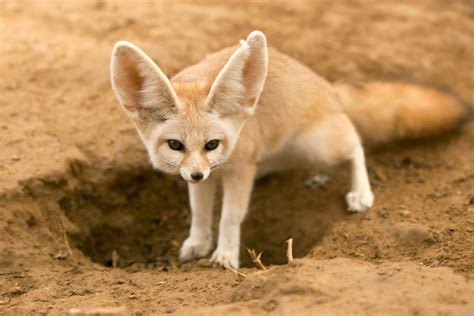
[167,139,184,151]
[205,140,219,151]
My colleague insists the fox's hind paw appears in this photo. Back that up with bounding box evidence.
[346,190,374,212]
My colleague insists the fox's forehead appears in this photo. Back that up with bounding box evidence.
[172,82,209,114]
[149,112,227,145]
[146,83,235,147]
[180,114,228,141]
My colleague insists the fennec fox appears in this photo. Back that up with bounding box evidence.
[111,31,468,268]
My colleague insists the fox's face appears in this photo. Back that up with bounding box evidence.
[110,32,267,182]
[143,108,242,182]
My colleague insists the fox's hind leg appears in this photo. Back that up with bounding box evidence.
[295,113,374,211]
[345,145,374,211]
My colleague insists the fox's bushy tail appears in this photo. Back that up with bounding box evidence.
[335,81,471,144]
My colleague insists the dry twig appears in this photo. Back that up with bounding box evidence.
[111,250,120,268]
[286,238,294,263]
[247,248,267,270]
[224,264,247,278]
[60,215,73,256]
[67,306,130,316]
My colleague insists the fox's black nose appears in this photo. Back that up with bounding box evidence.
[191,172,204,181]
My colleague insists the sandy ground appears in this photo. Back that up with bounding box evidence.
[1,0,474,315]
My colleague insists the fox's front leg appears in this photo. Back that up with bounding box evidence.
[180,179,216,261]
[211,164,256,268]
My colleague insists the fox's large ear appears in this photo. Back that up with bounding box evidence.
[207,31,268,117]
[111,41,179,122]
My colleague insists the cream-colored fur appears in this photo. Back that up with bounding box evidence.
[110,31,465,268]
[335,81,467,144]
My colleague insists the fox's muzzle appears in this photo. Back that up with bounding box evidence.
[179,151,210,182]
[180,167,210,182]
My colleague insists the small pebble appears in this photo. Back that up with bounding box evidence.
[304,174,331,189]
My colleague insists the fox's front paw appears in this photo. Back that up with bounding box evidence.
[179,236,212,261]
[210,247,239,269]
[346,190,374,212]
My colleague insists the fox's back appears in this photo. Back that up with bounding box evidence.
[171,46,344,160]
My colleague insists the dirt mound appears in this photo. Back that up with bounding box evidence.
[177,258,474,315]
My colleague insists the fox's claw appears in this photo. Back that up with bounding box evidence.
[210,247,239,269]
[346,190,374,212]
[179,237,212,261]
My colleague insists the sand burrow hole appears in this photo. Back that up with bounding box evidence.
[35,159,342,269]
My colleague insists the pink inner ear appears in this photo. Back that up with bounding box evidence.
[241,47,266,107]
